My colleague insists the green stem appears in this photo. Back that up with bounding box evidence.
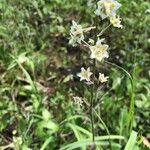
[94,87,112,109]
[90,92,95,146]
[97,24,111,37]
[89,1,99,148]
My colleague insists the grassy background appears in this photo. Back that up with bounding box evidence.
[0,0,150,149]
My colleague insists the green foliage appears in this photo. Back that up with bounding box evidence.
[0,0,149,149]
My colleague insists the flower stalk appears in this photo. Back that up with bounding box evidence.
[69,0,123,149]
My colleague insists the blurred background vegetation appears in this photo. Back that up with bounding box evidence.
[0,0,150,149]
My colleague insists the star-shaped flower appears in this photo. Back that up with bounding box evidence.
[110,15,123,28]
[90,39,109,62]
[77,67,93,82]
[69,20,84,46]
[99,73,109,83]
[95,0,121,19]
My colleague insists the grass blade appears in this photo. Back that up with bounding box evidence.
[124,130,137,150]
[60,135,124,150]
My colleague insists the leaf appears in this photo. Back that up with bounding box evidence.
[40,136,53,150]
[60,135,124,150]
[10,54,37,93]
[60,115,90,125]
[67,123,85,148]
[36,120,59,138]
[42,109,52,121]
[65,141,121,150]
[68,123,92,138]
[124,130,137,150]
[119,106,128,139]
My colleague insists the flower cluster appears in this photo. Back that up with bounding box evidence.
[73,96,83,107]
[95,0,122,28]
[69,0,122,102]
[77,67,108,84]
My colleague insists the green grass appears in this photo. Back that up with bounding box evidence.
[0,0,150,149]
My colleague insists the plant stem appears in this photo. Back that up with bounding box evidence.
[97,24,111,37]
[89,1,99,148]
[82,40,90,47]
[90,92,95,147]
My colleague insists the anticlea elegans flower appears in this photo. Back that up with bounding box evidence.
[77,67,93,82]
[69,20,84,46]
[99,73,109,83]
[95,0,121,19]
[110,15,123,28]
[90,39,109,62]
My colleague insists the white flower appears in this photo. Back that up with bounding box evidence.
[95,0,121,19]
[73,96,83,106]
[110,15,123,28]
[70,21,83,36]
[99,73,109,83]
[77,67,93,82]
[69,20,84,46]
[90,38,109,62]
